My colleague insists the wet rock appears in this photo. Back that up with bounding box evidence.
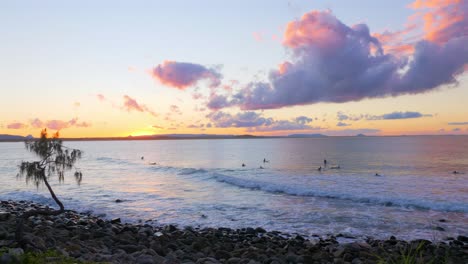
[457,235,468,243]
[110,218,121,224]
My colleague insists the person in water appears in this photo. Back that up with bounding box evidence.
[318,166,322,171]
[263,158,269,163]
[259,166,264,169]
[324,159,327,166]
[141,156,144,160]
[242,163,246,167]
[375,173,381,176]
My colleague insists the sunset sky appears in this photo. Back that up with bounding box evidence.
[1,0,467,138]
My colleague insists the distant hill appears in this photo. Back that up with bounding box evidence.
[355,134,367,137]
[128,134,259,140]
[0,134,32,141]
[287,133,327,138]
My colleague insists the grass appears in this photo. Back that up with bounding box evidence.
[374,240,450,264]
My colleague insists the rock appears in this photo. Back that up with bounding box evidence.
[254,227,266,233]
[119,244,145,254]
[227,257,241,264]
[457,235,468,243]
[215,250,232,259]
[136,254,156,264]
[351,258,363,264]
[165,225,177,232]
[434,226,445,231]
[0,212,11,221]
[115,199,124,203]
[111,218,121,224]
[0,254,20,264]
[333,247,345,257]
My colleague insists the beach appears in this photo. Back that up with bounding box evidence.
[1,200,467,263]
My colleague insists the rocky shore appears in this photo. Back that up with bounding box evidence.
[0,200,467,264]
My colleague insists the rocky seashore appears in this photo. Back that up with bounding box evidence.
[0,200,467,264]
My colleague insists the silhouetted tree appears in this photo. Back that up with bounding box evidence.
[15,128,83,242]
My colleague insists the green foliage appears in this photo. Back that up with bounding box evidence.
[17,129,82,188]
[375,241,442,264]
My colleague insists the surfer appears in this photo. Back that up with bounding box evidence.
[242,163,246,167]
[141,156,144,160]
[375,173,381,176]
[318,166,322,172]
[259,166,264,169]
[330,165,340,169]
[263,158,269,163]
[324,159,327,166]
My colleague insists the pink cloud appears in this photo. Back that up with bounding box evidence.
[207,3,467,110]
[30,118,44,128]
[123,95,157,117]
[97,94,106,102]
[151,61,222,89]
[7,122,27,129]
[253,32,264,42]
[29,118,92,130]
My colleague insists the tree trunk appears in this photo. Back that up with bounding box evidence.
[43,177,64,212]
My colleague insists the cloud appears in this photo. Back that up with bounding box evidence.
[336,111,430,122]
[208,4,467,110]
[207,111,273,128]
[152,125,164,129]
[169,105,182,115]
[7,122,27,129]
[123,95,157,117]
[411,0,467,44]
[68,118,91,128]
[369,111,431,120]
[23,118,92,130]
[30,118,44,129]
[151,61,222,89]
[96,94,106,102]
[206,111,317,132]
[253,32,264,42]
[448,121,468,125]
[336,122,350,127]
[452,128,461,132]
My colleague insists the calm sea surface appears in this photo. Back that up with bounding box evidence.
[1,136,467,241]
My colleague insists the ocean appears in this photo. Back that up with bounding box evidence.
[1,136,467,241]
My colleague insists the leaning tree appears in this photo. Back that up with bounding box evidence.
[16,128,83,242]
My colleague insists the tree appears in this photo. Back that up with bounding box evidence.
[15,129,83,242]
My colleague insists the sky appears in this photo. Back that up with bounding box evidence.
[0,0,467,137]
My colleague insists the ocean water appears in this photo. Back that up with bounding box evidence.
[1,136,467,241]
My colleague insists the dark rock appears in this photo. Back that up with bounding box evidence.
[215,250,232,260]
[165,224,177,232]
[115,199,124,203]
[457,235,468,242]
[111,218,121,224]
[434,226,445,231]
[136,254,156,264]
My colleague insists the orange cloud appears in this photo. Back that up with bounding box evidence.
[410,0,466,43]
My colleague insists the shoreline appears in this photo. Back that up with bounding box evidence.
[1,200,467,263]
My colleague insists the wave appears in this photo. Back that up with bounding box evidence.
[210,173,468,213]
